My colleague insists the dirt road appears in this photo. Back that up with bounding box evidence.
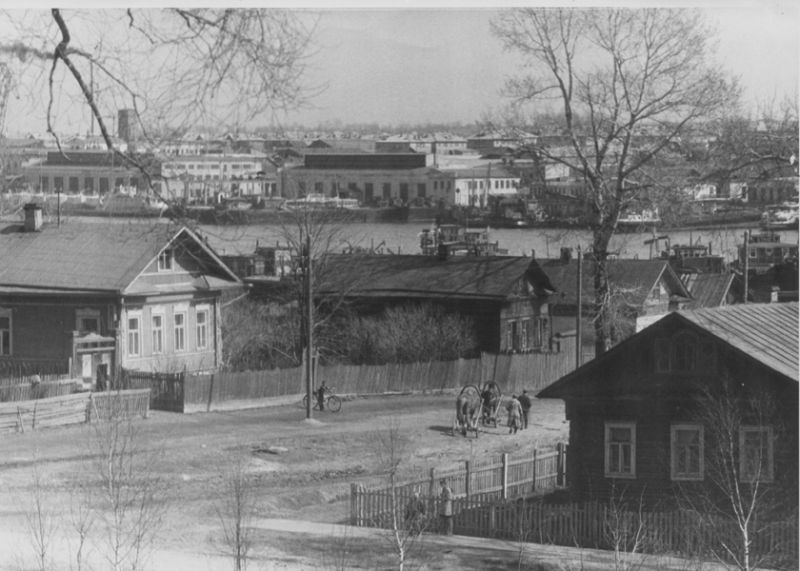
[0,393,568,568]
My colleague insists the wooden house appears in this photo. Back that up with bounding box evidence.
[0,205,241,384]
[315,254,556,353]
[538,303,798,509]
[535,252,692,359]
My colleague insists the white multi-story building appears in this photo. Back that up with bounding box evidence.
[159,153,277,202]
[443,164,521,207]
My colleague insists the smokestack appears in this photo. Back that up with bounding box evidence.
[23,203,43,232]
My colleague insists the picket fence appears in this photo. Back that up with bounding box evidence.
[452,500,797,569]
[183,343,576,413]
[0,378,81,403]
[350,445,567,527]
[0,389,151,433]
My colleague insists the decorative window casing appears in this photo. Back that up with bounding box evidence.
[174,312,186,352]
[671,424,704,481]
[739,426,774,483]
[0,308,12,356]
[196,305,209,350]
[605,422,636,479]
[157,248,174,271]
[127,312,141,357]
[151,310,164,354]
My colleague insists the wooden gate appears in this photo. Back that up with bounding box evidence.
[117,369,185,412]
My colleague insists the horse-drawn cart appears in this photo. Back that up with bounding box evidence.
[453,384,482,438]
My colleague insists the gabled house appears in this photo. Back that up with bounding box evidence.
[0,205,241,384]
[538,303,798,509]
[315,254,556,353]
[534,253,692,359]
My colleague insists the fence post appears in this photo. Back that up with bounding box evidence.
[532,448,538,493]
[557,443,565,487]
[350,483,359,526]
[465,460,470,499]
[206,372,215,413]
[501,453,508,500]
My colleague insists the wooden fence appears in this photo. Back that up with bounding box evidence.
[0,378,81,403]
[0,359,70,381]
[451,500,797,569]
[183,342,576,413]
[117,370,185,413]
[350,445,567,527]
[0,389,151,433]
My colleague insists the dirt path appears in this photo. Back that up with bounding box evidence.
[0,393,568,568]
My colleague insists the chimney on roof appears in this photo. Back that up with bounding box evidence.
[23,203,43,232]
[560,247,573,262]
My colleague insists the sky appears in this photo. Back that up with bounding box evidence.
[283,3,799,128]
[1,2,798,135]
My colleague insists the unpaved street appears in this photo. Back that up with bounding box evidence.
[0,393,568,568]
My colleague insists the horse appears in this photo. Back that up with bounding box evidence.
[454,385,482,437]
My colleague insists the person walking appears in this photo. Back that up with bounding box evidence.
[438,479,453,535]
[506,394,522,434]
[517,390,532,430]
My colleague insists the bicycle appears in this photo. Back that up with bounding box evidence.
[302,386,342,412]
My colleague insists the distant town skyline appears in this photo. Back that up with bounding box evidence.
[2,3,798,137]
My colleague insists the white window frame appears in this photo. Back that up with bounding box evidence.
[173,311,187,352]
[196,305,209,350]
[0,307,12,356]
[127,311,141,357]
[605,422,636,479]
[151,309,165,355]
[739,426,774,483]
[520,319,530,351]
[670,424,704,481]
[157,248,174,272]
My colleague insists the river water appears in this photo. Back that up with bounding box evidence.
[37,214,797,264]
[198,221,797,264]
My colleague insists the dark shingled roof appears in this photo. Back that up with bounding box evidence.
[0,220,237,294]
[538,258,691,307]
[317,254,556,300]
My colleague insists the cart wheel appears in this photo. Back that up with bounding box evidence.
[327,395,342,412]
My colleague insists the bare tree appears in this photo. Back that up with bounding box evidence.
[492,8,738,355]
[89,395,167,571]
[335,303,478,365]
[25,459,58,571]
[0,8,316,204]
[676,380,795,571]
[371,419,429,571]
[216,458,256,571]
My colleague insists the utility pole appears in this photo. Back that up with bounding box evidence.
[303,232,314,419]
[742,230,749,304]
[576,245,582,368]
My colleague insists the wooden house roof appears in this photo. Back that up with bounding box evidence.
[0,220,240,295]
[680,272,736,309]
[538,302,799,399]
[536,258,691,308]
[316,254,556,301]
[679,302,798,379]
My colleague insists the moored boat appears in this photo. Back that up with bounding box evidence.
[760,201,799,230]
